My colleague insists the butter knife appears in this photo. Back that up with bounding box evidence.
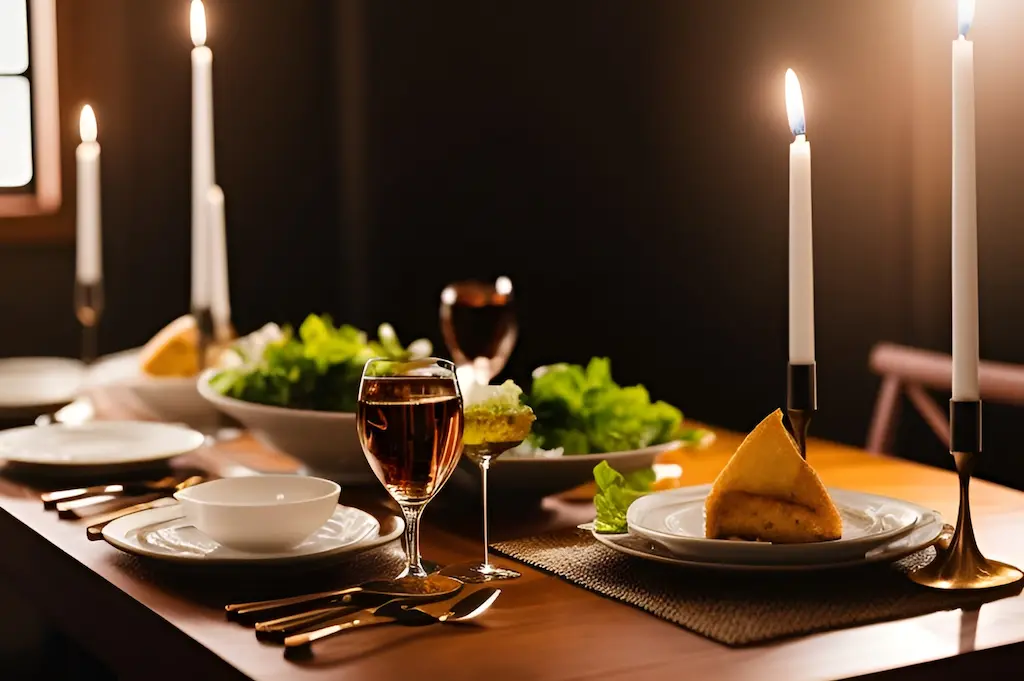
[59,475,203,519]
[85,497,180,540]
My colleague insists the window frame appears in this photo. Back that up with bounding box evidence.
[0,0,60,217]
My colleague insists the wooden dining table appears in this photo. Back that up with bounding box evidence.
[2,422,1024,681]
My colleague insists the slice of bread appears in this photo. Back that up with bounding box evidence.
[704,409,842,543]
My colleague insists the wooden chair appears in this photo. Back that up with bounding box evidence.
[866,343,1024,454]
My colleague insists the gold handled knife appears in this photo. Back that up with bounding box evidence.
[42,475,179,510]
[84,476,204,541]
[85,497,180,541]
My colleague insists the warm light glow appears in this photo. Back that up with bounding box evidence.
[190,0,207,47]
[79,105,97,143]
[958,0,975,37]
[495,276,513,296]
[785,68,806,137]
[441,286,456,306]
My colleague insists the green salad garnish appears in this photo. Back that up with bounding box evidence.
[525,357,706,455]
[592,461,655,534]
[464,381,536,446]
[210,314,429,412]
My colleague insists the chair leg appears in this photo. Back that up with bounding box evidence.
[905,384,952,449]
[866,376,901,454]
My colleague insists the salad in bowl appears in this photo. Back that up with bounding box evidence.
[199,314,430,481]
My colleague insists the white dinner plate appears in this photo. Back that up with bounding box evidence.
[627,485,929,565]
[0,421,205,468]
[0,357,87,418]
[102,504,403,566]
[451,440,683,500]
[593,510,946,572]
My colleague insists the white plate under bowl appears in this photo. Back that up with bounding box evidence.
[627,485,927,565]
[197,369,371,484]
[102,504,402,566]
[0,421,205,468]
[0,357,87,418]
[451,441,682,500]
[593,510,946,572]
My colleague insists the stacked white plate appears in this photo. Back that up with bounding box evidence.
[0,357,87,420]
[0,422,205,475]
[591,485,946,572]
[102,505,404,567]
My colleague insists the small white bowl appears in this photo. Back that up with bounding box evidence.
[174,475,340,553]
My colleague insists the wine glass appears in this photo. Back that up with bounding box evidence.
[357,357,464,578]
[439,276,518,387]
[445,439,527,582]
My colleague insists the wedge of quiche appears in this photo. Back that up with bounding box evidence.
[704,409,842,543]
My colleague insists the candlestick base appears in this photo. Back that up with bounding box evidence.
[787,363,816,460]
[910,401,1023,590]
[192,306,214,372]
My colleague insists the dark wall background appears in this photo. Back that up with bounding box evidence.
[3,0,1024,486]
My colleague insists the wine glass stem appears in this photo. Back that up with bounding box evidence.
[400,504,427,578]
[480,456,492,568]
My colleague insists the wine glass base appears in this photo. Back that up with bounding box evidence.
[442,561,521,583]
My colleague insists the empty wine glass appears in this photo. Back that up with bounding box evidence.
[357,357,464,578]
[439,276,518,387]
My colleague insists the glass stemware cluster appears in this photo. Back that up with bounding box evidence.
[354,276,524,583]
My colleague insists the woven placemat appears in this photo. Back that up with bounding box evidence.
[492,527,1010,646]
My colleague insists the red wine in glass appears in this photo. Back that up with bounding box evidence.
[439,277,518,385]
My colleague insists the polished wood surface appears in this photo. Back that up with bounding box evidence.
[2,427,1024,681]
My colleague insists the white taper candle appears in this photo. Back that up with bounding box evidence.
[786,69,815,365]
[952,0,979,401]
[191,0,215,309]
[208,184,231,329]
[76,105,102,285]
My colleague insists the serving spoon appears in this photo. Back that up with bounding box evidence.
[226,573,463,623]
[283,587,500,651]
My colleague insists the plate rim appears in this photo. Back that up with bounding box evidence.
[593,512,945,572]
[102,503,404,565]
[0,421,206,466]
[627,484,930,555]
[0,356,88,409]
[495,440,682,465]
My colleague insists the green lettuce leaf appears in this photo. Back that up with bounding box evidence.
[210,314,429,412]
[526,357,703,455]
[592,461,655,534]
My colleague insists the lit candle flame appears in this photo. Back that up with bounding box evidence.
[79,105,97,143]
[190,0,207,47]
[495,276,512,296]
[785,68,806,138]
[958,0,975,38]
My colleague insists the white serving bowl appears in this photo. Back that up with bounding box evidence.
[197,370,370,483]
[174,475,341,552]
[86,349,220,428]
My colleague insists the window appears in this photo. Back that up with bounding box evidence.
[0,0,59,216]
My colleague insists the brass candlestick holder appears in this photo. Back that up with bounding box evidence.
[192,305,214,371]
[910,400,1023,590]
[787,362,816,460]
[74,279,104,364]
